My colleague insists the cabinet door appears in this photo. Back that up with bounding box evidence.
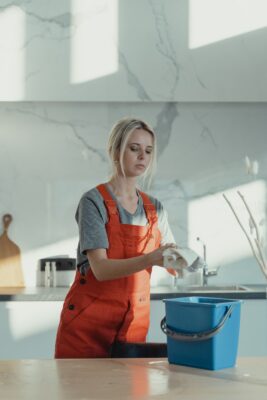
[147,300,167,343]
[1,299,266,359]
[238,300,267,356]
[0,301,63,359]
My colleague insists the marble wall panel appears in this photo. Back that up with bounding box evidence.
[0,102,267,286]
[0,0,266,101]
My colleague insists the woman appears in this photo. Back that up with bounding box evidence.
[55,117,177,358]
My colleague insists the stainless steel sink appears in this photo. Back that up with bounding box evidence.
[178,285,251,292]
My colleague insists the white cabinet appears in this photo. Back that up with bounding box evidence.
[147,299,267,357]
[238,300,267,356]
[0,301,63,359]
[0,299,266,359]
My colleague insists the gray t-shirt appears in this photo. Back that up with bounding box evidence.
[75,185,175,271]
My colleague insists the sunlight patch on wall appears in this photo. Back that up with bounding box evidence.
[0,6,25,99]
[71,0,118,84]
[189,0,267,49]
[188,180,266,268]
[21,237,78,286]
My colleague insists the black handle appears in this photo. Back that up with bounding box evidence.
[161,305,233,342]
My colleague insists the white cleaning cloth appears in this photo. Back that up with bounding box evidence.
[162,247,205,272]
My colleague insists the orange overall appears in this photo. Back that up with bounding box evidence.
[55,184,161,358]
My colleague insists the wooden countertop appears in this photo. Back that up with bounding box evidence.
[0,357,266,399]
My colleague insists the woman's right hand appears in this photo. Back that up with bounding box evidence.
[147,243,177,267]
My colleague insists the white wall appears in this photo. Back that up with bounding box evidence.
[0,1,267,287]
[0,0,267,101]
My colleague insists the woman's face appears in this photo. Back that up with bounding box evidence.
[121,128,154,177]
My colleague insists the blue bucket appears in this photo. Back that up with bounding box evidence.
[161,297,242,370]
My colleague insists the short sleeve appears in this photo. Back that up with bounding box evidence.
[75,195,109,255]
[152,199,176,245]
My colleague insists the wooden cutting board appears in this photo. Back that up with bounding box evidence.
[0,214,24,287]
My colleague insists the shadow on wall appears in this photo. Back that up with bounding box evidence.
[24,0,184,100]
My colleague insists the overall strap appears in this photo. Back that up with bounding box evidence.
[138,191,158,225]
[96,184,120,224]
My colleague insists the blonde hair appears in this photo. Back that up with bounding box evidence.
[107,117,157,187]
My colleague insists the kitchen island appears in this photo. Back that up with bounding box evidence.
[0,357,266,399]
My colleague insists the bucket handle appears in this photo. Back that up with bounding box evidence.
[161,305,233,342]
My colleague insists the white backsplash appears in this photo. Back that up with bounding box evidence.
[0,102,267,287]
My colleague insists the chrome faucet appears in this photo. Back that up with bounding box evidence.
[197,237,219,286]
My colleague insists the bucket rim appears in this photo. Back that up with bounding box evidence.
[162,296,243,307]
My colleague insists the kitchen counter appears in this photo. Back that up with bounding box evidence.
[0,284,266,301]
[150,284,267,300]
[0,357,266,399]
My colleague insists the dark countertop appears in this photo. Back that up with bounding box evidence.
[0,284,266,301]
[150,284,267,300]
